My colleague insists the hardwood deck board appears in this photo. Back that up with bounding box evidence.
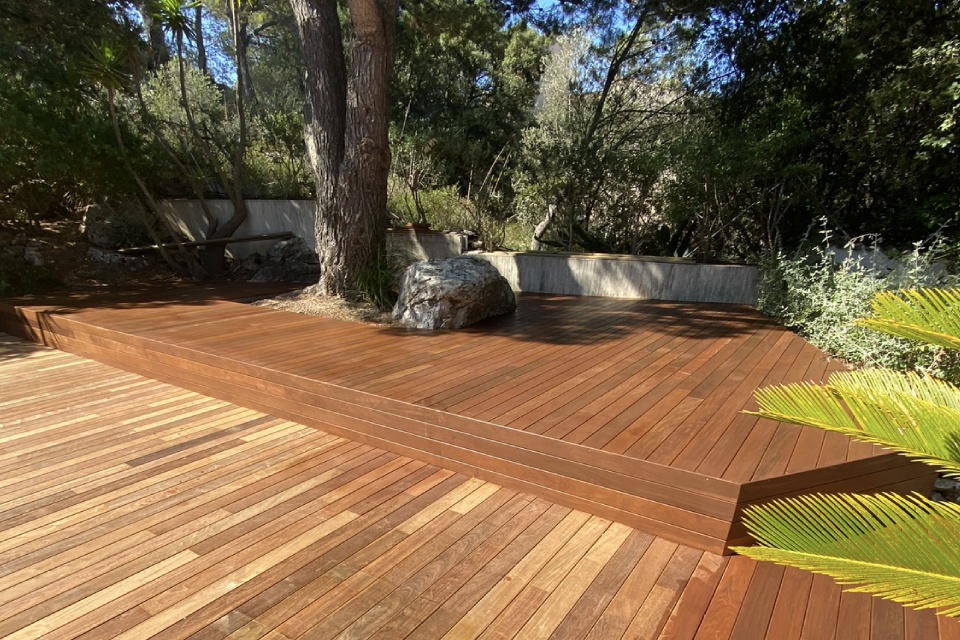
[1,335,958,639]
[692,555,756,640]
[669,330,797,472]
[582,536,679,640]
[640,327,782,465]
[521,331,711,437]
[0,288,935,559]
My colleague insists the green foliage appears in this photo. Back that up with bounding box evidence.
[392,0,548,193]
[0,253,60,298]
[348,247,416,312]
[758,226,960,379]
[515,21,689,255]
[735,493,960,616]
[0,0,140,220]
[708,0,960,248]
[752,366,960,475]
[733,287,960,617]
[388,184,472,230]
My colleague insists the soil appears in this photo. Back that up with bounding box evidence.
[1,220,393,327]
[251,287,395,326]
[1,220,185,289]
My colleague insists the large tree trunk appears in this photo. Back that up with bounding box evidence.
[291,0,398,296]
[331,0,399,295]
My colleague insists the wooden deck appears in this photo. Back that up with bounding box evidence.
[0,283,934,555]
[1,335,957,639]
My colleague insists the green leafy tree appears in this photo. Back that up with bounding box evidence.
[517,5,692,255]
[707,0,960,248]
[0,0,141,222]
[731,288,960,617]
[392,0,548,196]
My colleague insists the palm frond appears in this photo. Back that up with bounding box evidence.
[858,288,960,351]
[731,493,960,616]
[78,41,131,92]
[150,0,200,41]
[751,368,960,476]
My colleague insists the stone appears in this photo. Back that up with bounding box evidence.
[935,476,960,503]
[393,257,516,330]
[81,202,151,249]
[86,247,126,265]
[239,237,319,283]
[22,242,44,267]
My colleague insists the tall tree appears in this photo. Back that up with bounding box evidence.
[290,0,400,296]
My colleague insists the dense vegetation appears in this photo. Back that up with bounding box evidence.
[1,0,957,265]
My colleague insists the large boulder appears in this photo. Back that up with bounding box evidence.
[393,257,516,330]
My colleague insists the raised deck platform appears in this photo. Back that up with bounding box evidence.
[0,284,934,555]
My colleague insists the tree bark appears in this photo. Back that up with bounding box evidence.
[194,5,207,75]
[291,0,399,296]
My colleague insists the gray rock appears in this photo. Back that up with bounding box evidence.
[81,202,150,249]
[22,243,44,267]
[935,476,960,503]
[240,237,319,283]
[86,247,125,265]
[81,203,122,249]
[393,257,516,330]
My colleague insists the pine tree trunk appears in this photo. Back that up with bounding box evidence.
[291,0,398,297]
[331,0,399,295]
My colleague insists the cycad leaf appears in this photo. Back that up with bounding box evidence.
[751,369,960,476]
[731,493,960,616]
[858,288,960,351]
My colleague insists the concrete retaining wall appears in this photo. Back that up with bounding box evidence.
[476,251,758,305]
[161,199,757,305]
[160,199,315,259]
[160,199,464,261]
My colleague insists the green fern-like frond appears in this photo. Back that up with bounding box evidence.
[731,493,960,616]
[858,288,960,351]
[751,368,960,476]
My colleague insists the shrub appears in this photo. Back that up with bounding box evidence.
[759,223,960,380]
[0,253,60,297]
[347,246,418,312]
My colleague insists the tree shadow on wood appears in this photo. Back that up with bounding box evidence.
[454,294,772,346]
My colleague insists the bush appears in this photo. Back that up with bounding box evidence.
[0,253,60,297]
[347,246,418,312]
[387,183,473,230]
[759,224,960,380]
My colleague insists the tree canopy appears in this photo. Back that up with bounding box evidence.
[1,0,957,270]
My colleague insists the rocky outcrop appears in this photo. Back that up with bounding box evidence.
[393,257,516,330]
[236,237,319,283]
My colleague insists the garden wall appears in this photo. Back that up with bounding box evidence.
[477,252,758,305]
[160,199,465,260]
[161,199,757,305]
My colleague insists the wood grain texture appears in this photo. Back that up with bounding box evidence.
[0,288,934,557]
[1,334,959,639]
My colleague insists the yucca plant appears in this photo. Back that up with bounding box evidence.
[730,288,960,616]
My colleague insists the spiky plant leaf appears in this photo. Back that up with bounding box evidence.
[150,0,200,41]
[858,289,960,351]
[79,41,130,92]
[731,493,960,616]
[751,368,960,476]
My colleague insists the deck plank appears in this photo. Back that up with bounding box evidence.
[1,334,959,639]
